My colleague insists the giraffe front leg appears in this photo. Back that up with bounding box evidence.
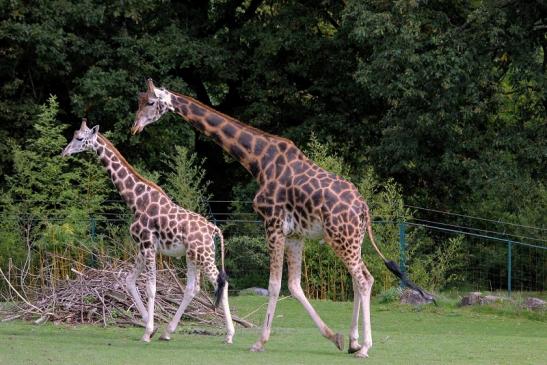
[161,261,199,341]
[126,253,148,323]
[285,239,343,351]
[141,248,157,343]
[250,233,284,352]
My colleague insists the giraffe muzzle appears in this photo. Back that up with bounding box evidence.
[60,146,71,157]
[131,124,142,135]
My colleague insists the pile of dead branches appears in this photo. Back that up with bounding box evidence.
[0,255,252,329]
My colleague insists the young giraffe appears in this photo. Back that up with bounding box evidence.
[131,79,432,358]
[61,119,235,344]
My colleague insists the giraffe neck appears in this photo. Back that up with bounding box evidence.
[162,89,301,180]
[93,134,165,211]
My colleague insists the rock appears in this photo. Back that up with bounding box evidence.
[239,287,269,296]
[459,292,482,306]
[400,289,431,305]
[522,297,545,310]
[479,295,503,305]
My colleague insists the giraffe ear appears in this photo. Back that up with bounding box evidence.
[91,125,99,135]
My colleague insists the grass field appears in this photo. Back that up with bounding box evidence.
[1,295,546,365]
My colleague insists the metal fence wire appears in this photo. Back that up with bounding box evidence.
[401,221,546,295]
[0,199,545,297]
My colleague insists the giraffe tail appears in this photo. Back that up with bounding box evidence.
[362,203,436,304]
[213,226,227,308]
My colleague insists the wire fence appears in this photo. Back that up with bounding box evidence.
[206,200,546,295]
[404,222,545,295]
[0,199,545,297]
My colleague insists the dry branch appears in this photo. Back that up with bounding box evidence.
[1,255,253,329]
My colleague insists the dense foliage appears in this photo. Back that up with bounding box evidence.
[1,1,545,296]
[0,97,112,282]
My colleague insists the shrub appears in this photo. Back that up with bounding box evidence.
[409,235,466,291]
[302,136,415,299]
[356,168,414,294]
[377,287,403,304]
[224,235,269,290]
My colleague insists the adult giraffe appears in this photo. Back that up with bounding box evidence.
[132,79,432,358]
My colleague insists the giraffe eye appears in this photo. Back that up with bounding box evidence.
[147,101,154,106]
[76,137,83,141]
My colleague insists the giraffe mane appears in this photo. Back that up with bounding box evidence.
[167,90,295,146]
[97,133,168,196]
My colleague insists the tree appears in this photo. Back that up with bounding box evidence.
[163,145,211,214]
[0,96,111,279]
[344,0,546,212]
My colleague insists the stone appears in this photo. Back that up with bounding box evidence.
[479,295,502,305]
[522,297,545,310]
[239,287,269,296]
[459,292,482,306]
[400,289,431,305]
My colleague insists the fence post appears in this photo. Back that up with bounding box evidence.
[90,216,96,241]
[399,222,406,288]
[507,240,512,297]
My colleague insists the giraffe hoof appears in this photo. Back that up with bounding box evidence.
[348,337,361,354]
[224,335,233,344]
[354,346,370,358]
[348,344,362,354]
[159,333,171,341]
[142,327,158,342]
[250,342,265,352]
[334,333,344,351]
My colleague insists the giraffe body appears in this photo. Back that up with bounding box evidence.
[62,120,235,344]
[132,80,432,358]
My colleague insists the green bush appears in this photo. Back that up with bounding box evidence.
[224,235,269,290]
[377,287,403,304]
[302,135,415,299]
[409,235,467,291]
[356,168,414,294]
[303,241,352,300]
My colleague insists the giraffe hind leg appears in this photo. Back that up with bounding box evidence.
[141,247,157,342]
[203,262,235,344]
[349,260,374,358]
[161,260,199,341]
[348,278,362,354]
[218,279,235,344]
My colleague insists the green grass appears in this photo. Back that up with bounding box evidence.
[1,296,545,365]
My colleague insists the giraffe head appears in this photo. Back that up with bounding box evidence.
[61,118,99,157]
[131,78,173,134]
